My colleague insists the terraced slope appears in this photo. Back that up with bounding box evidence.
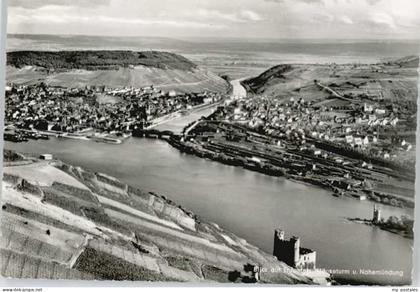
[1,151,320,284]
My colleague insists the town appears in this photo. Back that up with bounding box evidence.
[4,83,224,143]
[165,76,416,210]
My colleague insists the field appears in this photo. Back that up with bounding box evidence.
[0,208,87,279]
[4,161,88,189]
[1,248,94,279]
[6,65,230,94]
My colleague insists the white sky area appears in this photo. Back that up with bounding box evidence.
[7,0,420,39]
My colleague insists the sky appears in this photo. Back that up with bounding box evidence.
[6,0,420,39]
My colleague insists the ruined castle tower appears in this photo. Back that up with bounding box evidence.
[273,229,299,268]
[373,204,381,223]
[290,236,301,266]
[273,229,317,270]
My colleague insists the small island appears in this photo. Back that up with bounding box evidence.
[347,205,414,239]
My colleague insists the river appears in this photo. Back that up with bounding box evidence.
[230,78,247,98]
[3,81,415,285]
[4,136,413,285]
[153,78,247,133]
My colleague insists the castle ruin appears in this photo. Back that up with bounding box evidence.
[273,229,316,270]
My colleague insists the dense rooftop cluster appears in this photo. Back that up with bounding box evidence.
[223,92,415,163]
[4,83,222,135]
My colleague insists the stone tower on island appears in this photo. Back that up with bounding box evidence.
[373,204,381,223]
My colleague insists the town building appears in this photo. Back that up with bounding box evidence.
[39,153,53,160]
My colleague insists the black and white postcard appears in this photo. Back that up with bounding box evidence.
[1,0,419,286]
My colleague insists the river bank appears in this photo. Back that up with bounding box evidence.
[347,217,414,239]
[133,127,414,211]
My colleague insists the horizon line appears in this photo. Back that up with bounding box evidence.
[7,32,420,42]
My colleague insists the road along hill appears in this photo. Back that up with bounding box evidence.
[0,150,327,284]
[6,51,230,94]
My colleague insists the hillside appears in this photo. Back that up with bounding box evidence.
[0,151,324,284]
[241,64,294,95]
[241,56,418,102]
[390,55,419,68]
[6,51,230,94]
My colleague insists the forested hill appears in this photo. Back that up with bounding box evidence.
[7,50,197,71]
[241,64,294,95]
